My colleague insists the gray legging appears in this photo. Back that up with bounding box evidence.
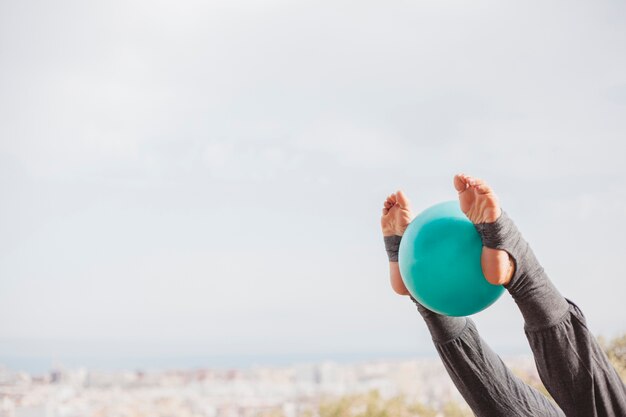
[399,211,626,417]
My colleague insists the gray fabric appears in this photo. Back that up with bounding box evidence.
[476,211,626,417]
[397,210,626,417]
[410,295,469,344]
[526,299,626,417]
[474,210,569,329]
[384,235,402,262]
[410,296,564,417]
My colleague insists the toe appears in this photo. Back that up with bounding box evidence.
[453,174,468,192]
[475,183,494,195]
[395,190,411,209]
[467,176,484,187]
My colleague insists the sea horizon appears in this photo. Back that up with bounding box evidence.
[0,346,534,376]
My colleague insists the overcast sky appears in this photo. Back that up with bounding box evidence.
[1,0,625,371]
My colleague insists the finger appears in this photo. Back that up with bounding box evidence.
[384,200,393,208]
[382,207,389,215]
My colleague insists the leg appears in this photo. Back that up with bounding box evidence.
[412,296,565,417]
[456,174,626,416]
[475,210,626,417]
[382,187,564,416]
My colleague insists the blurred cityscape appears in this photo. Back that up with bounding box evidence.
[0,356,543,417]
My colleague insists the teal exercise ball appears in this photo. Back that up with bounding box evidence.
[399,200,504,317]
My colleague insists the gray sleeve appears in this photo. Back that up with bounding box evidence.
[475,210,626,417]
[409,297,565,417]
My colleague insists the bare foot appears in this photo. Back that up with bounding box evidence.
[381,190,413,237]
[454,174,515,285]
[381,191,413,295]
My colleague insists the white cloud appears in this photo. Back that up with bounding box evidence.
[294,121,403,168]
[1,0,625,365]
